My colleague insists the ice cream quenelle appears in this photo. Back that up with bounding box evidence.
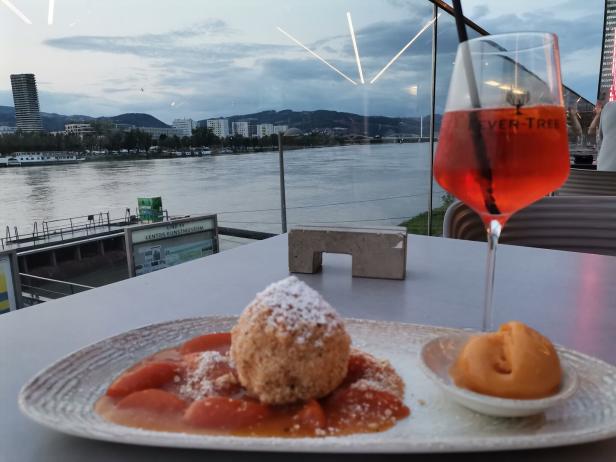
[450,321,562,399]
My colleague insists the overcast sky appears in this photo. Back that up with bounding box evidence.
[0,0,604,123]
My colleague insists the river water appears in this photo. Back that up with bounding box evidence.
[0,143,443,237]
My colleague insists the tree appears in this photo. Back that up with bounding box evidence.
[191,127,218,147]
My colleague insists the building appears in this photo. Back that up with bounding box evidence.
[116,124,179,139]
[599,0,616,99]
[172,118,195,138]
[64,123,95,137]
[273,125,288,134]
[207,119,229,138]
[256,123,274,138]
[231,120,256,138]
[134,126,181,139]
[10,74,43,132]
[0,126,17,136]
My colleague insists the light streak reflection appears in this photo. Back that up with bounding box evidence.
[276,26,357,86]
[1,0,32,24]
[346,12,365,84]
[370,13,441,84]
[48,0,55,25]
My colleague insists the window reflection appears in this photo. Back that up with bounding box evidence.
[0,0,595,246]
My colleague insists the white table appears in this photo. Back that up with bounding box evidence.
[1,234,615,461]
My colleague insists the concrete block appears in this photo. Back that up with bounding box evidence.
[288,226,407,280]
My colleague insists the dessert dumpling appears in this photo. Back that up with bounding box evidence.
[231,276,351,405]
[450,321,562,399]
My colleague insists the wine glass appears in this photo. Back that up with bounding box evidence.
[434,33,570,331]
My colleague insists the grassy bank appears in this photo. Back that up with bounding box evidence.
[399,195,454,236]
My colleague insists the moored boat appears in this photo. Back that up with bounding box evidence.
[0,152,83,167]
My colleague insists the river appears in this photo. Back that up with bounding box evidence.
[0,143,443,238]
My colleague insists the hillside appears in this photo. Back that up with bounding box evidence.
[209,109,440,137]
[107,113,169,129]
[0,106,16,127]
[0,106,169,131]
[1,105,438,136]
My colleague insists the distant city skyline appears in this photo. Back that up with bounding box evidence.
[0,0,604,124]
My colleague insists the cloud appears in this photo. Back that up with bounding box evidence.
[259,58,354,82]
[40,15,445,119]
[471,5,490,20]
[44,20,289,66]
[354,18,435,59]
[31,4,602,121]
[477,10,602,100]
[44,19,230,53]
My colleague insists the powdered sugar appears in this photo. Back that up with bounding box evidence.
[247,276,344,342]
[348,350,405,399]
[179,351,233,401]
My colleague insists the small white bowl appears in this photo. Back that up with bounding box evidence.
[419,333,578,418]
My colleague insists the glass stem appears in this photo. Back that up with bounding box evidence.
[483,219,502,332]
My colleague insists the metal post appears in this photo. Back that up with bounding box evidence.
[427,3,438,236]
[278,132,288,234]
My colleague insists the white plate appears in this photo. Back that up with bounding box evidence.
[419,334,579,417]
[18,317,616,453]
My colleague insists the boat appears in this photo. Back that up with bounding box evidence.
[1,152,83,167]
[0,157,21,167]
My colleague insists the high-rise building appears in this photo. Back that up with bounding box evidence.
[231,121,256,137]
[256,123,274,138]
[172,118,195,137]
[599,0,616,99]
[273,125,289,134]
[207,119,229,138]
[10,74,43,132]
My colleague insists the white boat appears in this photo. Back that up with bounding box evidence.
[0,156,21,167]
[2,152,83,167]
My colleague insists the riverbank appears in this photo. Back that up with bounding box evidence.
[400,194,453,236]
[78,140,433,162]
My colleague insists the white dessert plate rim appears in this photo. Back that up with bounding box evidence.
[18,316,616,453]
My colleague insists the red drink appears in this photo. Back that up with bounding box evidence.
[434,105,570,225]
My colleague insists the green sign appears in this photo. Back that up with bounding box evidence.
[138,197,163,222]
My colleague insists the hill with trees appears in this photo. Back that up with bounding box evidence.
[0,106,169,132]
[216,109,439,137]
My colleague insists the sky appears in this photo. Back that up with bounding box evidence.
[0,0,605,124]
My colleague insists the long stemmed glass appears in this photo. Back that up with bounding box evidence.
[434,33,570,331]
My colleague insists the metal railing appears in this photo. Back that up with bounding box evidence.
[19,273,95,305]
[1,209,170,250]
[10,225,272,306]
